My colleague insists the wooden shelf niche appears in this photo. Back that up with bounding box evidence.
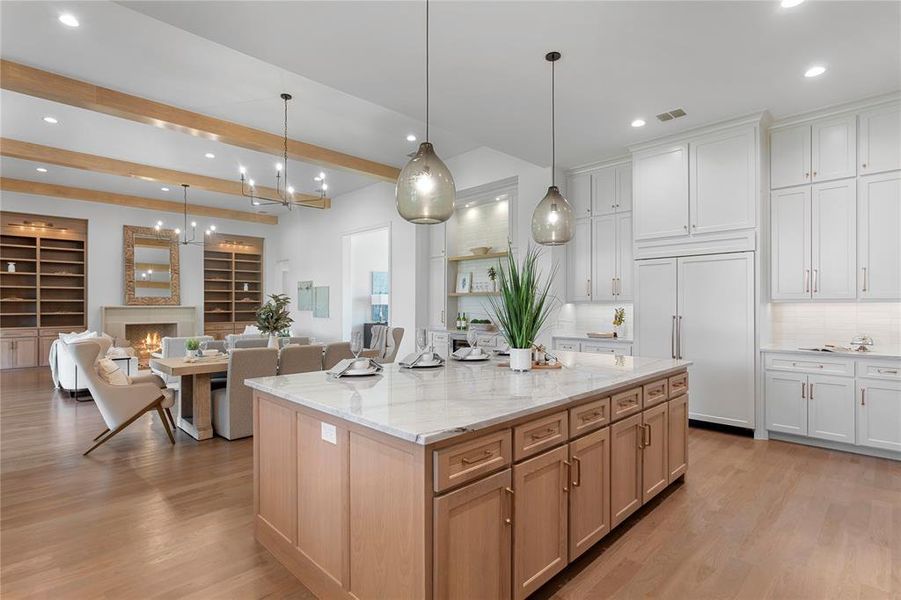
[1,211,87,369]
[203,233,264,340]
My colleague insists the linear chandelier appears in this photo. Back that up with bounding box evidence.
[239,93,325,210]
[154,184,215,246]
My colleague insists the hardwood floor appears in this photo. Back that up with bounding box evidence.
[2,367,899,599]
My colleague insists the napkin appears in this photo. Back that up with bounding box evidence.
[399,350,444,368]
[328,358,383,378]
[452,347,488,360]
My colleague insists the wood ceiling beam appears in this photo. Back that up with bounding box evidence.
[1,60,401,183]
[0,178,279,226]
[0,138,330,209]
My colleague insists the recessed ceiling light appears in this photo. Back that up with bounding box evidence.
[319,171,326,179]
[161,187,170,192]
[204,152,215,159]
[287,186,295,194]
[780,0,804,7]
[42,116,59,124]
[58,13,79,27]
[406,134,417,142]
[804,65,826,78]
[35,167,48,173]
[631,119,646,128]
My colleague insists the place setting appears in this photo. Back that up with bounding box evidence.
[450,329,493,362]
[328,332,383,378]
[399,328,446,369]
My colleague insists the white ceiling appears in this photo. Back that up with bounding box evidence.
[0,0,898,218]
[124,0,901,167]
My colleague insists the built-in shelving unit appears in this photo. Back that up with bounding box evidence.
[203,233,264,340]
[447,251,508,263]
[1,211,88,369]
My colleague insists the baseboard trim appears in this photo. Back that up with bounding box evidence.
[768,432,901,461]
[689,419,755,437]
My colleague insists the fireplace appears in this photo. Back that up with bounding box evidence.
[125,322,177,367]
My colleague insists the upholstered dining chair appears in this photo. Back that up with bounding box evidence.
[278,344,323,375]
[322,342,354,370]
[152,335,213,388]
[381,327,405,364]
[234,337,269,349]
[211,348,278,440]
[200,340,228,353]
[279,336,311,348]
[68,340,176,455]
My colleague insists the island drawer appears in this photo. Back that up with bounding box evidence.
[569,397,611,437]
[857,358,901,381]
[764,353,854,376]
[513,411,568,461]
[611,387,642,422]
[434,430,512,493]
[642,378,669,408]
[668,371,688,397]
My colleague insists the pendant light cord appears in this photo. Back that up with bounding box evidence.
[283,96,289,199]
[425,0,430,142]
[551,57,555,186]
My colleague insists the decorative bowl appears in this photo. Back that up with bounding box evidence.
[469,246,491,256]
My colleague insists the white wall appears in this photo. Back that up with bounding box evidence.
[343,226,389,340]
[0,192,279,333]
[275,182,420,358]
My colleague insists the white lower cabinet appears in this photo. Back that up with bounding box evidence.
[807,375,855,443]
[857,379,901,452]
[765,372,807,435]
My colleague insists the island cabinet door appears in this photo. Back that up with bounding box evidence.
[568,427,610,561]
[434,469,512,600]
[667,395,689,482]
[641,402,669,504]
[513,445,569,600]
[610,414,642,528]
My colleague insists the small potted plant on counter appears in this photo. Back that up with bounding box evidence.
[185,338,201,358]
[487,265,497,292]
[613,307,625,338]
[256,293,294,349]
[488,244,556,372]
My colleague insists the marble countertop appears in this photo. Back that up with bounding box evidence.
[761,345,901,360]
[246,352,690,445]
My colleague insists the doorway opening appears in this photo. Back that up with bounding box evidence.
[342,225,390,346]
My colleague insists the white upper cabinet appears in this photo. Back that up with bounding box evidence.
[811,115,857,183]
[770,124,811,189]
[859,102,901,175]
[591,215,617,302]
[689,128,756,234]
[770,187,811,300]
[615,164,633,213]
[633,143,689,240]
[811,180,857,299]
[567,219,592,302]
[566,172,592,219]
[616,213,633,301]
[858,172,901,300]
[591,167,616,216]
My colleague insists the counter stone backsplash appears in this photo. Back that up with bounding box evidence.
[767,302,901,349]
[554,302,634,340]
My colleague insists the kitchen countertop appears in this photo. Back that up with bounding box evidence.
[246,352,690,445]
[552,332,633,343]
[761,345,901,360]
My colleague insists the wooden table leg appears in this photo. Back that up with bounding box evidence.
[176,373,214,441]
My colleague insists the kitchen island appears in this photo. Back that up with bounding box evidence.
[246,352,691,600]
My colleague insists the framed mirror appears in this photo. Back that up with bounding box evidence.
[124,225,180,305]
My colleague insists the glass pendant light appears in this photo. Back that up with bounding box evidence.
[396,0,455,224]
[532,51,574,245]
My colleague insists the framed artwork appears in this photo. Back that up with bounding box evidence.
[455,272,472,294]
[371,271,389,295]
[297,280,313,310]
[313,286,330,318]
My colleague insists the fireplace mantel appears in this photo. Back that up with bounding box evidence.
[101,305,198,342]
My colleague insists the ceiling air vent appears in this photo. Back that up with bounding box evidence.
[656,108,687,122]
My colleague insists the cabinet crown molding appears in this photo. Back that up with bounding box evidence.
[769,92,901,131]
[628,111,767,154]
[567,155,631,176]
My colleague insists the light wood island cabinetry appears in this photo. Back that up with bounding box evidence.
[249,355,689,600]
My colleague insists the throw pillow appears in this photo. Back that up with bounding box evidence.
[97,358,130,386]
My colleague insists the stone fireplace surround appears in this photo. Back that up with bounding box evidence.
[101,306,197,346]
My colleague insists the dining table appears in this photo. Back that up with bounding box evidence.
[149,355,229,441]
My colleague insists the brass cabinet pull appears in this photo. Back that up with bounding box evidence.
[563,460,572,492]
[861,388,866,406]
[460,449,492,465]
[637,423,645,449]
[801,382,806,399]
[810,383,814,400]
[580,410,602,422]
[504,487,514,525]
[677,315,683,360]
[530,427,557,441]
[618,398,636,408]
[671,316,677,359]
[804,269,810,293]
[611,278,616,296]
[862,267,868,292]
[876,368,898,375]
[813,268,818,293]
[645,423,652,447]
[571,456,582,487]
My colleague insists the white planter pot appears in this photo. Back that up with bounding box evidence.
[267,334,279,349]
[509,348,532,372]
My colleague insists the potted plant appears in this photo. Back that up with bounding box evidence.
[256,293,294,349]
[612,307,625,338]
[185,338,201,358]
[488,244,556,372]
[487,265,497,292]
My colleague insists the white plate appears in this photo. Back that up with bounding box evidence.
[409,362,444,369]
[340,367,381,377]
[452,354,491,362]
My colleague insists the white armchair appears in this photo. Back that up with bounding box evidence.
[51,333,114,397]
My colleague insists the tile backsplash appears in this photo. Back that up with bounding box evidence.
[767,302,901,348]
[553,303,634,340]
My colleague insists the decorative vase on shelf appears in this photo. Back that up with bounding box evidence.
[267,334,279,350]
[243,282,249,292]
[7,262,15,273]
[509,348,533,372]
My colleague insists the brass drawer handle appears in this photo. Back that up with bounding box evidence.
[876,368,898,375]
[571,456,582,487]
[504,487,514,525]
[460,449,493,465]
[530,427,557,441]
[618,398,636,408]
[580,410,602,422]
